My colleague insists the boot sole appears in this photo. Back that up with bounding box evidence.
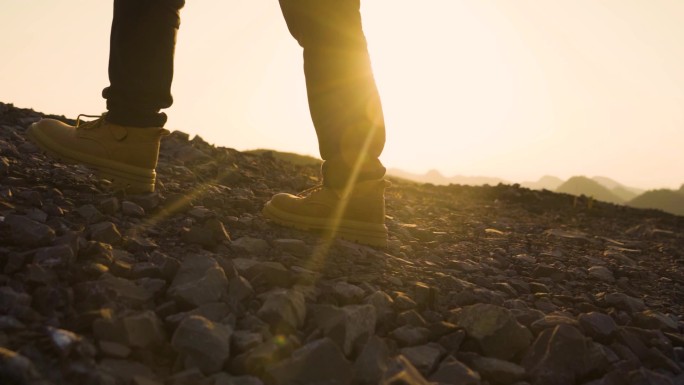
[26,124,156,194]
[262,201,388,248]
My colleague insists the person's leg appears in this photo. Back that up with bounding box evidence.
[278,0,386,188]
[104,0,185,127]
[27,0,184,193]
[263,0,388,247]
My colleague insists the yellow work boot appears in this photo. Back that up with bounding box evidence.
[262,179,389,247]
[27,115,168,193]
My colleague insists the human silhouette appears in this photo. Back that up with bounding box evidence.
[27,0,388,247]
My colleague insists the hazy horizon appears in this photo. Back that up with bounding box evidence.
[2,1,683,190]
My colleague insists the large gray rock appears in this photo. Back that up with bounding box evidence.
[98,275,153,306]
[122,201,145,217]
[164,367,205,385]
[604,293,646,313]
[633,310,678,332]
[273,238,308,257]
[171,315,233,375]
[382,355,432,385]
[170,267,229,308]
[99,358,157,383]
[231,338,295,376]
[90,221,123,245]
[93,315,128,346]
[400,343,444,376]
[5,214,55,246]
[522,324,597,385]
[231,236,269,255]
[450,303,532,360]
[393,292,418,311]
[169,255,229,308]
[129,192,161,211]
[33,244,75,267]
[397,310,428,328]
[181,218,231,248]
[601,367,676,385]
[468,356,526,385]
[0,347,43,384]
[365,290,395,321]
[98,341,131,358]
[243,261,291,288]
[530,314,580,335]
[171,254,218,284]
[413,282,438,310]
[613,327,653,361]
[627,367,676,385]
[330,281,365,304]
[0,286,32,314]
[266,338,352,385]
[438,330,466,353]
[578,312,617,342]
[149,251,180,280]
[353,336,390,385]
[232,331,263,354]
[76,204,105,223]
[257,288,306,332]
[99,197,120,215]
[94,310,166,350]
[166,302,232,328]
[429,356,481,385]
[389,325,431,347]
[314,304,377,357]
[121,311,166,348]
[228,275,254,305]
[126,235,158,253]
[588,266,615,283]
[194,302,231,322]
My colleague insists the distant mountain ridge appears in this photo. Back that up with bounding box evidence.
[384,170,682,217]
[628,186,684,216]
[521,175,564,191]
[243,150,683,216]
[591,176,644,201]
[386,168,506,186]
[556,176,625,204]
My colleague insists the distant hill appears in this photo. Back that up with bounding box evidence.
[556,176,625,204]
[591,176,644,201]
[628,186,684,216]
[521,175,564,191]
[386,168,506,186]
[611,185,640,202]
[591,176,624,190]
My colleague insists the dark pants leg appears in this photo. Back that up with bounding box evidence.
[103,0,185,127]
[279,0,386,189]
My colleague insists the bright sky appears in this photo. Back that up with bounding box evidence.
[2,1,683,190]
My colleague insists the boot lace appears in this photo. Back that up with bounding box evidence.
[75,114,105,130]
[296,184,324,197]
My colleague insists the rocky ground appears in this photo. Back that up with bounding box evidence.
[0,101,683,385]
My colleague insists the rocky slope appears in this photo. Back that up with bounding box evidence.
[0,101,683,385]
